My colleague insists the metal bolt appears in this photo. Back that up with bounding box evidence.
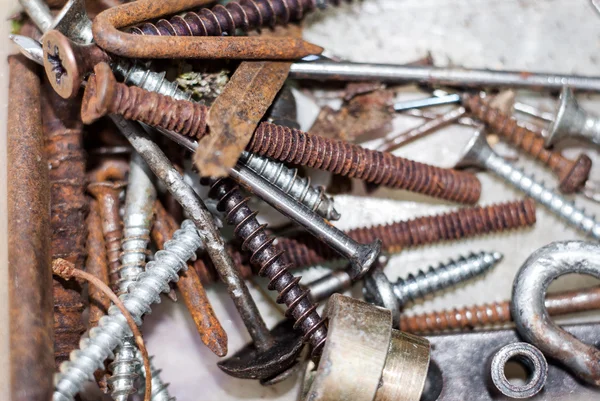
[202,177,328,359]
[273,199,536,268]
[546,86,600,147]
[399,285,600,335]
[239,152,340,221]
[288,60,600,92]
[456,130,600,240]
[463,93,593,194]
[53,220,203,401]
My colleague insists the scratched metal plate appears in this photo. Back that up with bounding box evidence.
[3,1,600,400]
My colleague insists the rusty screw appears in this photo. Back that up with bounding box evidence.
[82,63,481,205]
[131,0,342,37]
[272,199,536,268]
[81,63,208,139]
[463,93,592,194]
[87,181,127,290]
[400,286,600,335]
[203,177,328,359]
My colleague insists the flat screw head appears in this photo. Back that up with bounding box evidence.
[42,30,80,100]
[455,128,493,170]
[546,86,576,147]
[349,239,382,280]
[81,62,116,124]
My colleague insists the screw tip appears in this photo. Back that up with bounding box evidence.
[491,251,503,262]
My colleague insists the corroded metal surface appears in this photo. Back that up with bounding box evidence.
[81,63,209,136]
[151,200,228,357]
[85,199,110,328]
[91,0,322,60]
[8,54,54,401]
[195,61,291,177]
[247,122,482,204]
[400,286,600,334]
[463,93,592,194]
[41,83,88,368]
[272,199,536,268]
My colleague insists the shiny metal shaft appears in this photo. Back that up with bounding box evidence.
[289,62,600,92]
[238,152,340,220]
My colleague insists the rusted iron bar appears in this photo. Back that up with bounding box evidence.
[8,54,53,401]
[41,84,88,368]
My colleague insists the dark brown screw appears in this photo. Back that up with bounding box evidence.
[41,84,87,368]
[87,181,127,290]
[272,198,536,268]
[82,63,481,205]
[81,62,209,139]
[131,0,343,37]
[247,121,481,204]
[463,93,592,194]
[400,285,600,335]
[202,177,327,359]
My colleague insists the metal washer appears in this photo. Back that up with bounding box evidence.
[490,342,548,399]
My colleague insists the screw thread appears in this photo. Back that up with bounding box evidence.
[114,59,192,102]
[275,199,536,268]
[239,151,340,220]
[53,221,203,401]
[462,93,593,194]
[394,251,502,305]
[138,354,175,401]
[111,154,170,401]
[130,0,340,37]
[204,177,327,358]
[248,122,481,204]
[486,153,600,240]
[107,338,140,401]
[399,301,512,334]
[108,81,209,140]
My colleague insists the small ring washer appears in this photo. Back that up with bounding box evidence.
[490,342,548,399]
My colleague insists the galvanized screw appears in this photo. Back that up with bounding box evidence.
[456,130,600,240]
[53,220,203,401]
[546,86,600,147]
[239,151,340,221]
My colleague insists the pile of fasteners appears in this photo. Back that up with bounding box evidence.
[7,0,600,400]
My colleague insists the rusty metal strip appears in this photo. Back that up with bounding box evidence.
[194,61,291,177]
[8,54,54,401]
[151,200,228,357]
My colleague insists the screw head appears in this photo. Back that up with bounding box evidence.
[81,62,117,124]
[545,86,577,147]
[455,128,493,170]
[558,154,592,194]
[42,30,80,100]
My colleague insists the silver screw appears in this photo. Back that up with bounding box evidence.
[545,86,600,147]
[456,130,600,240]
[138,353,175,401]
[53,220,203,401]
[109,153,175,401]
[388,251,502,305]
[238,151,340,221]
